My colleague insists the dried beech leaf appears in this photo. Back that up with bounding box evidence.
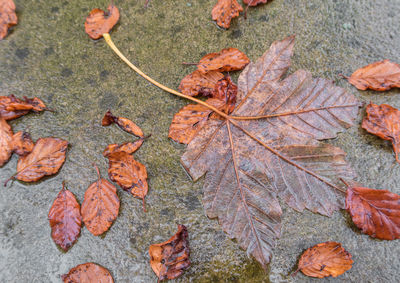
[103,140,144,156]
[197,48,250,74]
[149,224,190,281]
[212,75,237,114]
[181,36,361,268]
[346,185,400,240]
[362,103,400,163]
[81,165,120,236]
[0,0,17,40]
[212,0,243,29]
[62,262,114,283]
[0,117,13,166]
[85,4,119,40]
[107,152,148,211]
[12,131,34,156]
[7,137,68,184]
[296,241,353,278]
[102,110,144,138]
[243,0,271,6]
[48,184,82,251]
[0,95,47,120]
[346,60,400,91]
[179,70,224,97]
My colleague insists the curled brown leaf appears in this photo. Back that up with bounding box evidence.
[81,165,120,236]
[197,48,250,74]
[103,140,144,156]
[345,60,400,91]
[179,70,224,97]
[0,0,17,40]
[85,4,119,40]
[295,241,353,278]
[62,262,114,283]
[149,224,190,281]
[12,131,34,156]
[211,0,243,29]
[102,110,144,138]
[212,75,237,114]
[48,183,82,251]
[0,117,13,166]
[0,95,47,120]
[362,103,400,163]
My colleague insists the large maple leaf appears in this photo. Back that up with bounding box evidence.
[181,36,361,269]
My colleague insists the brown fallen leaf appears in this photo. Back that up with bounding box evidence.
[212,0,243,29]
[212,75,237,114]
[85,4,119,40]
[48,183,82,251]
[197,48,250,74]
[362,103,400,163]
[149,224,190,281]
[12,131,34,156]
[103,140,144,156]
[107,152,148,211]
[0,95,47,121]
[62,262,114,283]
[0,0,17,40]
[179,70,224,97]
[5,137,68,185]
[345,183,400,240]
[344,60,400,91]
[295,241,353,278]
[0,117,13,166]
[181,35,361,268]
[102,110,144,138]
[81,165,120,236]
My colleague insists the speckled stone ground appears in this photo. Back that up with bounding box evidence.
[0,0,399,282]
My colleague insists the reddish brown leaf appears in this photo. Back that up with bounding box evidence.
[0,117,13,166]
[81,165,120,236]
[85,4,119,40]
[295,242,353,278]
[48,183,82,251]
[243,0,270,6]
[0,95,47,120]
[181,36,360,268]
[345,60,400,91]
[62,262,114,283]
[149,224,190,281]
[102,110,144,138]
[103,140,144,156]
[12,131,34,156]
[197,48,250,74]
[212,75,237,114]
[6,137,68,184]
[179,70,224,97]
[211,0,243,29]
[362,103,400,163]
[346,185,400,240]
[107,152,148,211]
[0,0,17,40]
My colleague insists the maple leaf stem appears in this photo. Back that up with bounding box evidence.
[229,119,347,194]
[102,33,229,119]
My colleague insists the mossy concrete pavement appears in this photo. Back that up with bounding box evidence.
[0,0,399,282]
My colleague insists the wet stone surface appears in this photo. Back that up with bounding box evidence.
[1,0,400,282]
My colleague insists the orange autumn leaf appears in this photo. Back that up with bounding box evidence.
[295,242,353,278]
[149,224,190,281]
[179,70,224,97]
[103,140,144,156]
[345,60,400,91]
[197,48,250,74]
[362,103,400,163]
[48,183,82,251]
[345,185,400,240]
[62,262,114,283]
[12,131,34,156]
[212,75,237,114]
[0,95,47,121]
[85,4,119,40]
[81,165,120,236]
[212,0,243,29]
[0,0,17,40]
[0,117,13,166]
[106,152,148,211]
[102,110,144,138]
[5,137,68,184]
